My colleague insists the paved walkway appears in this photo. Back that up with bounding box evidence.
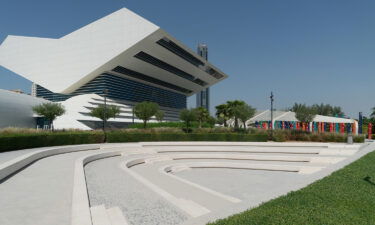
[0,150,100,225]
[0,147,52,164]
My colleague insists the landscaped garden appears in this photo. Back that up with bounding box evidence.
[207,149,375,225]
[0,100,369,152]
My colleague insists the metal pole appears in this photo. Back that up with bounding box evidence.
[103,89,108,141]
[270,92,274,140]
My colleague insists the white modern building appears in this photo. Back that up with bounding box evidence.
[0,8,228,129]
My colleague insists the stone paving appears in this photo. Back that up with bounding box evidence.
[0,142,372,225]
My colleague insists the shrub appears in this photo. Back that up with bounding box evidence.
[128,121,213,129]
[0,131,104,152]
[353,135,365,143]
[107,131,268,143]
[272,131,287,142]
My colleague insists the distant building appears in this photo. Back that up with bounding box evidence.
[0,89,48,128]
[196,44,210,111]
[9,89,24,94]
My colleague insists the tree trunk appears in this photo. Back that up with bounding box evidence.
[199,120,202,128]
[224,119,227,127]
[243,121,247,131]
[234,117,238,129]
[143,120,147,129]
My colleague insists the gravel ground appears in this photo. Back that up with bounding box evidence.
[177,168,305,201]
[85,156,188,225]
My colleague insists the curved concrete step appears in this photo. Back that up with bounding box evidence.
[107,207,129,225]
[90,205,111,225]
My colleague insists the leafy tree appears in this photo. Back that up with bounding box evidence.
[32,102,66,131]
[207,116,217,128]
[294,104,316,123]
[290,103,306,113]
[233,104,256,130]
[215,104,230,127]
[133,101,159,128]
[155,110,165,122]
[292,103,344,118]
[179,109,197,131]
[89,104,121,128]
[309,103,345,117]
[227,100,245,129]
[194,107,209,128]
[331,106,345,117]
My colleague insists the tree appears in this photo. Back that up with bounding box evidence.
[294,104,316,124]
[371,107,375,118]
[179,109,197,131]
[233,104,256,130]
[227,100,245,129]
[89,104,121,129]
[155,110,165,122]
[207,116,217,128]
[290,103,305,113]
[215,104,230,127]
[32,102,66,131]
[133,101,159,128]
[309,103,345,117]
[194,107,209,128]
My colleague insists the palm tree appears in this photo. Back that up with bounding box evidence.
[227,100,245,129]
[215,104,230,127]
[194,107,209,128]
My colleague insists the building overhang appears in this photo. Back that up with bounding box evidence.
[0,8,228,97]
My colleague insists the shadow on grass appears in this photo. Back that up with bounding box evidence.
[364,176,375,186]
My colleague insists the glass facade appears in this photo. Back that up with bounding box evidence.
[112,66,192,94]
[196,44,210,111]
[36,73,187,109]
[157,38,204,67]
[134,51,208,86]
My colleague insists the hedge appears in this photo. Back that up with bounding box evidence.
[106,132,268,143]
[0,132,104,152]
[0,132,268,152]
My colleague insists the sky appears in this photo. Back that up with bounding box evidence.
[0,0,374,118]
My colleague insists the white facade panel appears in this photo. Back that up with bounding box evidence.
[0,8,228,97]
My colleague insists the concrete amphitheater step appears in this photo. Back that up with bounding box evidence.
[90,205,111,225]
[0,150,100,225]
[106,207,129,225]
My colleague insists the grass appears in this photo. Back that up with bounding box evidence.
[208,150,375,225]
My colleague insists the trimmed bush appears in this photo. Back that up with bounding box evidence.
[0,131,104,152]
[128,121,213,129]
[107,132,268,143]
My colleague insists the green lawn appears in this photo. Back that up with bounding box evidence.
[208,150,375,225]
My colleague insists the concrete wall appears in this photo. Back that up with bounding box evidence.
[0,89,48,128]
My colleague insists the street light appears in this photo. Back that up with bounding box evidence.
[103,89,108,141]
[270,92,274,140]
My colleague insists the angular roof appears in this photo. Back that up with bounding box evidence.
[0,8,228,96]
[247,110,356,124]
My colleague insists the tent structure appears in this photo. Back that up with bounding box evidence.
[229,110,358,134]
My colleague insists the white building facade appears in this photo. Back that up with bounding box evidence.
[0,8,228,130]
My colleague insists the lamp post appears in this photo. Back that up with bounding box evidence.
[270,92,274,140]
[103,89,108,141]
